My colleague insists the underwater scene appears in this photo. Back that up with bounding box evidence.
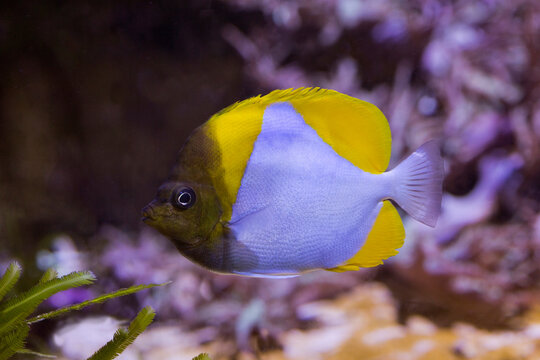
[1,0,540,359]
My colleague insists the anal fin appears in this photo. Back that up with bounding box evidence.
[326,201,405,272]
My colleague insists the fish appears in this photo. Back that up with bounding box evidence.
[142,88,443,278]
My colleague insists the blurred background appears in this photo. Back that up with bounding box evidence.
[1,0,540,359]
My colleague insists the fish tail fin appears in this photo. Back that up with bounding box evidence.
[389,140,444,227]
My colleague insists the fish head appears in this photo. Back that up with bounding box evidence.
[142,179,222,249]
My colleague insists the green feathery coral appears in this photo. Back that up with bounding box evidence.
[0,262,21,302]
[0,261,165,360]
[88,306,155,360]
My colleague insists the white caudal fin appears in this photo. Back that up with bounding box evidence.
[389,141,444,227]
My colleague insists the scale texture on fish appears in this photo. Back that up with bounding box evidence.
[142,88,444,277]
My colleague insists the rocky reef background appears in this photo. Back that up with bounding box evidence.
[1,0,540,359]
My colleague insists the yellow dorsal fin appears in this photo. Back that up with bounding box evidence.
[215,87,392,173]
[327,201,405,272]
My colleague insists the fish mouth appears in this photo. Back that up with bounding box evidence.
[141,205,156,223]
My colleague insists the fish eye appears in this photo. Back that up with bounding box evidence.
[172,187,196,209]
